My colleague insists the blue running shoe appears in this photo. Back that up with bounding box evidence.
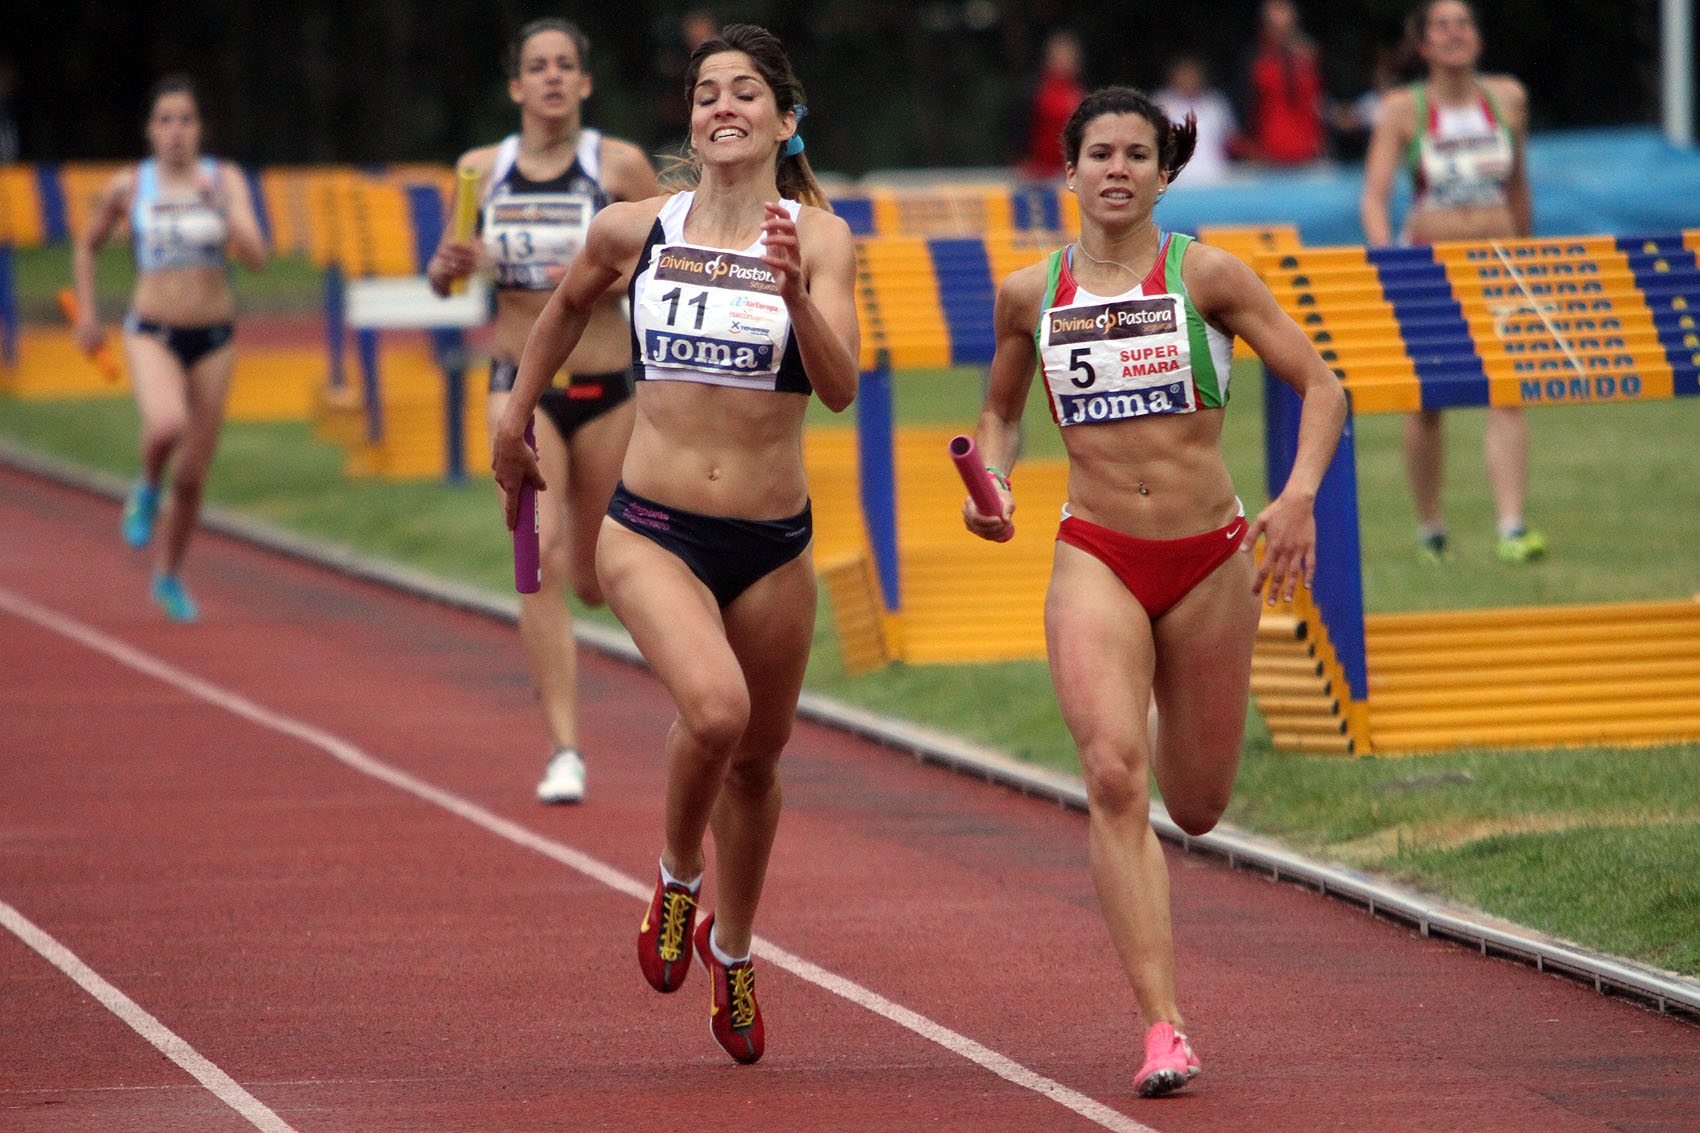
[150,574,199,623]
[123,482,159,549]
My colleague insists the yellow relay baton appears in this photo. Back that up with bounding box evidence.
[449,166,479,295]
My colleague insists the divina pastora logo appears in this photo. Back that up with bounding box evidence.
[1048,297,1175,345]
[490,200,586,226]
[654,247,781,294]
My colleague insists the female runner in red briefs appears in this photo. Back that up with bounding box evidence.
[492,24,858,1066]
[963,86,1346,1098]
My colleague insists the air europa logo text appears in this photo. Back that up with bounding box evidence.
[655,247,781,294]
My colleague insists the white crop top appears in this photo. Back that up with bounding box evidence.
[628,191,810,395]
[131,157,228,273]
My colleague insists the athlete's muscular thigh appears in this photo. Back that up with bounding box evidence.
[597,520,749,745]
[1150,549,1258,825]
[125,333,191,433]
[722,552,816,760]
[1045,543,1158,799]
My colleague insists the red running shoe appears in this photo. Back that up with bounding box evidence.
[695,913,764,1064]
[1134,1021,1201,1098]
[637,872,697,993]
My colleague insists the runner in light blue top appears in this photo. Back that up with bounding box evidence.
[72,74,268,621]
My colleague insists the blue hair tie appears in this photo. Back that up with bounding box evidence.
[783,104,807,158]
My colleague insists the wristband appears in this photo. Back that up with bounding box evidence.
[984,465,1011,492]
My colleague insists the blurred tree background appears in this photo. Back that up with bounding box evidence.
[1,0,1681,174]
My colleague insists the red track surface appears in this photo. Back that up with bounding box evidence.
[3,462,1697,1132]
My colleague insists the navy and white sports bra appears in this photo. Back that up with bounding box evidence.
[627,191,810,395]
[482,130,608,291]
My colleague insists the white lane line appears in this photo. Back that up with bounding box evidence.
[0,586,1159,1133]
[0,898,297,1133]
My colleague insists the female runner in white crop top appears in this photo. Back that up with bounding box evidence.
[1360,0,1544,564]
[428,18,658,806]
[492,24,857,1068]
[72,73,267,622]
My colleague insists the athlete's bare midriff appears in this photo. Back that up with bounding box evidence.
[130,265,235,326]
[494,288,629,375]
[1059,408,1239,540]
[1406,200,1517,244]
[619,381,810,520]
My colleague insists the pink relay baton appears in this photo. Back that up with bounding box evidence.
[949,434,1013,542]
[514,419,542,594]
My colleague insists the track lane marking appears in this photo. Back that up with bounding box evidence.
[0,898,298,1133]
[0,586,1159,1133]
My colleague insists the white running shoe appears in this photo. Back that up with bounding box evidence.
[536,748,586,804]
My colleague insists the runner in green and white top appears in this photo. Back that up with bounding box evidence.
[964,85,1345,1100]
[1404,80,1515,214]
[1035,231,1234,428]
[1360,0,1544,564]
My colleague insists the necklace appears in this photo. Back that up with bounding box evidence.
[1074,239,1142,275]
[1074,239,1156,278]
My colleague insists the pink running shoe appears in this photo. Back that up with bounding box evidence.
[1134,1021,1201,1098]
[695,913,764,1064]
[637,872,697,993]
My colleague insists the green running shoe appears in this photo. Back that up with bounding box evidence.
[1497,529,1548,563]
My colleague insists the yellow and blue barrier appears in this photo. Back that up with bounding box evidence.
[1259,230,1700,753]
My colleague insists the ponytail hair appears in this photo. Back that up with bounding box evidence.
[1059,86,1198,185]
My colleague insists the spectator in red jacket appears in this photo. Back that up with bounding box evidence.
[1019,29,1087,180]
[1242,0,1327,164]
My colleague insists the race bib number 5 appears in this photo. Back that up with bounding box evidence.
[1041,294,1196,424]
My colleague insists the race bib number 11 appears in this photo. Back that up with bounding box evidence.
[638,245,788,378]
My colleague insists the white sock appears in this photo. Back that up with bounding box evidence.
[659,858,701,893]
[709,925,749,966]
[1498,517,1525,539]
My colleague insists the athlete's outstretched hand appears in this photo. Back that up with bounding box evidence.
[1244,490,1317,605]
[760,202,805,303]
